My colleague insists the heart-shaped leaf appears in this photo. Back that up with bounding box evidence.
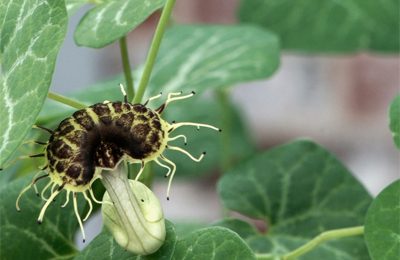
[218,140,372,259]
[365,180,400,260]
[74,0,165,48]
[238,0,400,52]
[147,25,280,95]
[0,0,67,167]
[76,223,255,259]
[213,218,258,239]
[0,174,86,259]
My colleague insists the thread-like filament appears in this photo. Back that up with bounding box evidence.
[31,171,44,195]
[61,191,71,208]
[37,185,64,223]
[1,153,45,170]
[40,181,53,201]
[89,188,112,206]
[134,161,146,181]
[170,122,220,132]
[83,191,93,221]
[144,92,163,106]
[167,146,205,162]
[22,140,48,146]
[16,173,49,211]
[119,83,128,103]
[164,92,194,110]
[73,192,86,243]
[50,182,57,194]
[159,155,177,200]
[33,124,54,134]
[155,158,171,177]
[168,134,188,145]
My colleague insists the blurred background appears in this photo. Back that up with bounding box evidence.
[49,0,399,246]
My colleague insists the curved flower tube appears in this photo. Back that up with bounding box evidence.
[101,168,165,255]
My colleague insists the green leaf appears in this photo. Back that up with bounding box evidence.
[75,221,175,260]
[0,0,67,167]
[39,24,280,122]
[172,227,255,260]
[74,0,165,48]
[156,94,254,177]
[0,174,86,259]
[365,180,400,260]
[65,0,88,16]
[238,0,400,53]
[147,25,280,95]
[389,95,400,149]
[77,222,255,259]
[218,140,372,259]
[213,218,258,239]
[172,221,206,237]
[247,235,367,260]
[75,229,138,259]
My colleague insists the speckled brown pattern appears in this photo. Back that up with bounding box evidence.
[46,102,166,187]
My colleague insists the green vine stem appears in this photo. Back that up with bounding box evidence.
[47,91,86,109]
[133,0,176,104]
[119,36,135,101]
[280,226,365,260]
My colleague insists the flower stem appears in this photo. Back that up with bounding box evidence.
[133,0,176,104]
[282,226,365,260]
[119,36,135,101]
[47,91,86,109]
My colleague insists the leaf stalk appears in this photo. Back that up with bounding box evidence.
[47,92,86,109]
[119,36,135,101]
[282,226,364,260]
[133,0,176,103]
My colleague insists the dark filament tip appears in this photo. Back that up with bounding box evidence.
[34,141,48,145]
[30,153,45,158]
[34,125,54,134]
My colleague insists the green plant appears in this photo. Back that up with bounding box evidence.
[0,0,399,259]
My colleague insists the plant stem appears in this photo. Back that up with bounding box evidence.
[133,0,176,103]
[119,36,135,101]
[47,92,86,109]
[282,226,365,260]
[254,253,272,260]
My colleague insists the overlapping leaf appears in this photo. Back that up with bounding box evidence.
[147,25,279,95]
[76,223,255,259]
[0,174,86,259]
[365,180,400,260]
[238,0,400,52]
[74,0,165,48]
[65,0,88,16]
[0,0,67,167]
[218,140,372,259]
[213,218,258,239]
